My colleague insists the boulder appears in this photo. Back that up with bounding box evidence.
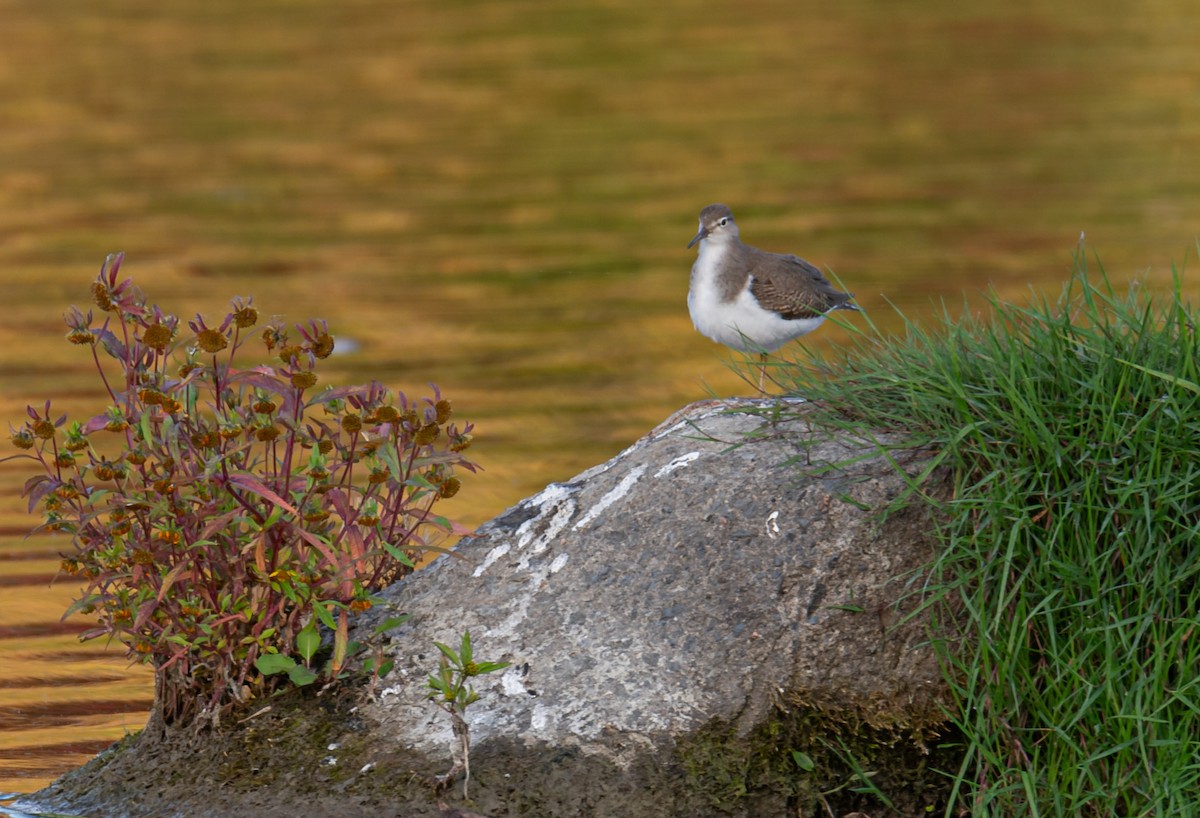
[24,399,956,818]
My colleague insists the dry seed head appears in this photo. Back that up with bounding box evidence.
[262,325,286,351]
[434,399,452,425]
[255,425,281,442]
[253,398,277,414]
[32,419,56,439]
[142,323,174,351]
[91,282,115,312]
[439,477,461,499]
[190,430,220,449]
[233,306,259,328]
[196,328,228,354]
[414,423,440,446]
[311,333,335,359]
[450,433,473,452]
[373,405,400,423]
[290,371,318,390]
[317,439,333,454]
[341,414,362,434]
[67,327,97,345]
[10,429,34,450]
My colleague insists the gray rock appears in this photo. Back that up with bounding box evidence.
[361,398,950,808]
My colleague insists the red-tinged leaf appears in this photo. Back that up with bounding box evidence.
[200,510,242,541]
[226,474,300,516]
[331,609,349,676]
[252,533,267,574]
[306,384,365,405]
[293,526,341,569]
[325,487,351,520]
[157,646,190,673]
[446,520,474,537]
[156,561,190,603]
[133,598,159,631]
[344,523,368,563]
[22,475,55,511]
[226,368,290,395]
[82,414,112,434]
[94,327,127,361]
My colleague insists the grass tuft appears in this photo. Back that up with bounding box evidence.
[773,247,1200,816]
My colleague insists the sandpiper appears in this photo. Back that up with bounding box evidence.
[687,203,858,387]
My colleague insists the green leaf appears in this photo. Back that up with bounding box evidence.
[433,640,461,667]
[256,653,296,675]
[1115,357,1200,394]
[474,661,511,675]
[460,630,473,664]
[373,614,411,636]
[791,750,815,772]
[296,624,321,662]
[313,602,337,630]
[288,664,319,686]
[825,604,865,613]
[377,443,404,483]
[381,541,416,567]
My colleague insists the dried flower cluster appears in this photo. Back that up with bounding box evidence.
[8,254,476,726]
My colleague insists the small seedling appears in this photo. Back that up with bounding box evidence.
[426,630,509,799]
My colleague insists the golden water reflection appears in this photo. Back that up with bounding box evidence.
[2,0,1199,794]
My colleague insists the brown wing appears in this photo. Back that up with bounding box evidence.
[747,252,856,320]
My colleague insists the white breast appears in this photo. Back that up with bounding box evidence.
[688,243,825,353]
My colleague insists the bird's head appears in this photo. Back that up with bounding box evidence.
[688,203,739,249]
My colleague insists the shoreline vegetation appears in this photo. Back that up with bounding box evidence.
[772,246,1200,815]
[6,245,1199,817]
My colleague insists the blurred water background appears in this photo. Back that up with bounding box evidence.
[1,0,1198,795]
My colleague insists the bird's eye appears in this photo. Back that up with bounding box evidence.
[718,218,728,226]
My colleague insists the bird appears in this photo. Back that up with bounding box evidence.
[687,203,858,388]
